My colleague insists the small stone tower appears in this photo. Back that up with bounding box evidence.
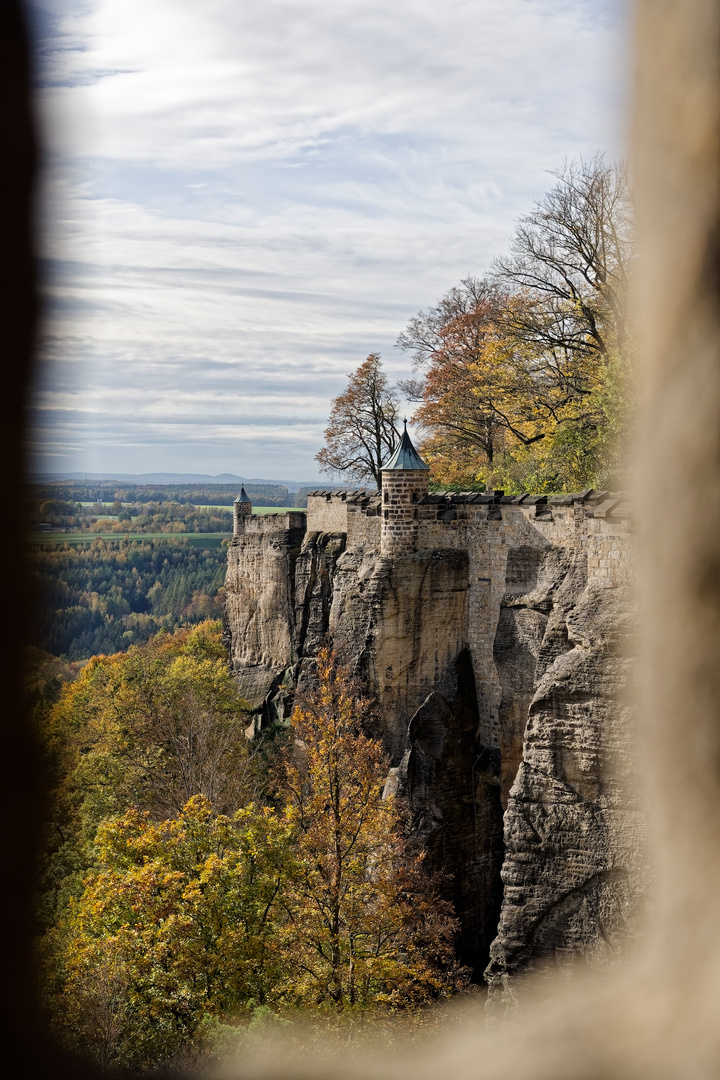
[380,422,430,555]
[233,485,252,536]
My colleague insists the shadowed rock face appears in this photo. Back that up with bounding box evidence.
[338,548,471,763]
[400,649,504,974]
[494,547,580,807]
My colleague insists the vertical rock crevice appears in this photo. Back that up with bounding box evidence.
[400,649,504,978]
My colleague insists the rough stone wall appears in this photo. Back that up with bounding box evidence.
[224,489,640,985]
[306,493,349,533]
[346,504,381,549]
[233,501,252,535]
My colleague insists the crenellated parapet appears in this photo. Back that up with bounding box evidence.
[230,510,308,536]
[303,486,633,578]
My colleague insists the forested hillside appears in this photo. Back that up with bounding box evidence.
[32,481,291,506]
[34,633,464,1071]
[31,539,227,659]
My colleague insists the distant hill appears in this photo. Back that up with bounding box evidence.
[35,472,328,493]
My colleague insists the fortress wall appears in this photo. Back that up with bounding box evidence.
[415,507,586,749]
[586,515,634,587]
[346,505,381,549]
[225,489,639,985]
[243,510,307,533]
[306,494,349,533]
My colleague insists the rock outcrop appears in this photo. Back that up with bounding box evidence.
[484,572,647,1012]
[224,487,642,991]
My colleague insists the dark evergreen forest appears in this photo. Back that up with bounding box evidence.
[31,538,227,659]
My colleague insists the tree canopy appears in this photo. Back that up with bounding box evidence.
[30,538,227,659]
[278,648,463,1012]
[37,635,466,1072]
[398,157,634,493]
[316,354,400,488]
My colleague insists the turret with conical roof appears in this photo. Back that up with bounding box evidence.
[233,485,253,536]
[380,422,429,555]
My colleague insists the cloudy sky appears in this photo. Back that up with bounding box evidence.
[29,0,630,482]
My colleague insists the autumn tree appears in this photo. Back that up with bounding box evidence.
[36,622,267,933]
[494,155,635,487]
[495,155,632,366]
[398,158,634,492]
[39,635,468,1072]
[316,354,400,487]
[398,281,551,483]
[44,621,259,821]
[277,647,465,1012]
[47,796,295,1072]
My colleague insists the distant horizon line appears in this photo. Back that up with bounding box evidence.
[32,470,335,492]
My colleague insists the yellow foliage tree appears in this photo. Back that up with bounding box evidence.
[398,159,634,492]
[277,647,466,1012]
[36,621,265,934]
[48,796,295,1072]
[39,634,468,1073]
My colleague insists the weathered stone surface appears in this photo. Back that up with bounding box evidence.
[484,580,646,1012]
[293,530,346,659]
[345,548,470,762]
[224,522,305,711]
[494,547,580,807]
[224,490,642,988]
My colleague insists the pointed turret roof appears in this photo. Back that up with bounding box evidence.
[381,421,430,471]
[234,485,252,504]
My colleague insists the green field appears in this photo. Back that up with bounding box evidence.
[251,505,299,514]
[74,503,299,514]
[29,508,306,548]
[194,504,299,514]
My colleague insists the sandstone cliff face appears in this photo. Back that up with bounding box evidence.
[485,576,646,1011]
[225,494,642,986]
[331,547,470,762]
[224,520,306,715]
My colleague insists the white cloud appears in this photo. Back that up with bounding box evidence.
[30,0,630,479]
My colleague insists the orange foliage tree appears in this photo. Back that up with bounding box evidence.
[398,159,634,492]
[277,647,466,1012]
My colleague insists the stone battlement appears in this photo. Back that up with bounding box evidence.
[230,510,307,538]
[304,487,633,534]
